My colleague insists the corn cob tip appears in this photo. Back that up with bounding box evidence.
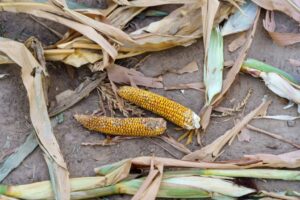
[191,112,201,129]
[74,114,88,125]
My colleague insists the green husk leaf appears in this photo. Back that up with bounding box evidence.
[242,58,300,86]
[204,27,224,104]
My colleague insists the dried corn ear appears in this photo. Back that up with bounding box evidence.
[117,86,200,130]
[74,115,166,136]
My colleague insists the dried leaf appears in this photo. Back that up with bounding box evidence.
[0,38,70,200]
[49,73,106,117]
[168,61,199,75]
[0,54,13,65]
[244,150,300,168]
[107,64,163,88]
[132,159,163,200]
[252,0,300,23]
[159,135,192,154]
[164,82,205,91]
[263,11,300,46]
[182,98,271,161]
[257,115,300,121]
[228,32,247,52]
[246,124,300,149]
[202,0,220,59]
[0,133,38,182]
[222,0,259,36]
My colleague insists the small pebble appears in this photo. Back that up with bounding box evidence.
[287,120,296,127]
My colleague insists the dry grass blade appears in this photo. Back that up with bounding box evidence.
[49,73,106,117]
[202,0,220,62]
[252,0,300,23]
[200,7,260,130]
[182,98,271,161]
[107,64,163,88]
[263,11,300,46]
[246,124,300,149]
[159,135,192,154]
[0,38,70,199]
[164,82,205,91]
[244,150,300,168]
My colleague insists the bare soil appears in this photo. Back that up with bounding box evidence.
[0,7,299,200]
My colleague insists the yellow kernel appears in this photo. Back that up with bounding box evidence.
[117,86,200,130]
[74,115,166,137]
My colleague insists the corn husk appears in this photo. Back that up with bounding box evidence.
[204,27,224,105]
[242,58,300,112]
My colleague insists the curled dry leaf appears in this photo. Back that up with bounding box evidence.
[107,64,163,88]
[182,98,271,162]
[263,11,300,46]
[252,0,300,23]
[0,37,70,200]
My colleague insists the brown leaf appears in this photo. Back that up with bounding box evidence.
[107,64,163,88]
[49,74,106,117]
[182,99,271,161]
[200,105,213,130]
[252,0,300,23]
[168,61,199,75]
[263,11,300,46]
[244,150,300,168]
[0,38,70,200]
[289,58,300,67]
[228,32,247,52]
[164,82,205,91]
[159,135,192,154]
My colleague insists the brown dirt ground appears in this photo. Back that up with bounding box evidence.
[0,5,300,200]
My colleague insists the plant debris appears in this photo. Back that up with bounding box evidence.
[1,0,300,199]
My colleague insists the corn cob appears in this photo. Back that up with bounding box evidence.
[117,86,200,130]
[74,115,166,136]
